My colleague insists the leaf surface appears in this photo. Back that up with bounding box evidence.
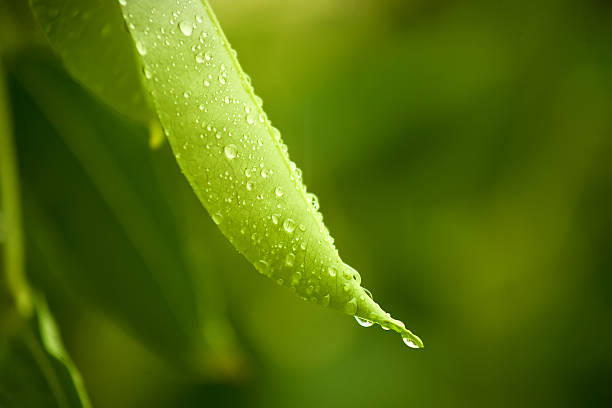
[29,0,153,123]
[120,0,422,347]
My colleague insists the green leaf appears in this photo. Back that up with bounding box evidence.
[2,56,90,408]
[0,295,91,408]
[0,54,31,333]
[29,0,153,123]
[11,54,245,375]
[120,0,422,347]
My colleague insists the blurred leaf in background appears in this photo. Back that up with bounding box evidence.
[2,0,612,407]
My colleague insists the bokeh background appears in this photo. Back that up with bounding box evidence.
[2,0,612,406]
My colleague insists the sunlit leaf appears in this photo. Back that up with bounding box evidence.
[119,0,422,347]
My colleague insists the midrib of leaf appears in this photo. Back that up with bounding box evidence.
[200,1,327,236]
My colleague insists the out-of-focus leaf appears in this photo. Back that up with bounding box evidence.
[119,0,422,346]
[11,54,245,377]
[0,54,31,334]
[0,295,91,408]
[29,0,153,123]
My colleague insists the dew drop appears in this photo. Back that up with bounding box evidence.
[285,253,295,267]
[246,181,254,191]
[271,214,279,225]
[283,218,296,233]
[119,0,127,6]
[275,187,284,197]
[402,335,420,348]
[135,41,147,55]
[178,20,193,36]
[306,193,319,210]
[203,79,210,87]
[224,144,237,159]
[328,267,337,277]
[183,91,191,99]
[195,52,204,63]
[322,294,331,307]
[212,213,223,224]
[256,260,271,277]
[246,114,254,125]
[355,316,374,327]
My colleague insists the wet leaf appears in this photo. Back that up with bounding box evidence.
[119,0,422,347]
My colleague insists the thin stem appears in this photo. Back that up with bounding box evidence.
[22,325,70,408]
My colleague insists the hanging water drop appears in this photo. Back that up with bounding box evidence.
[402,335,420,348]
[355,316,374,327]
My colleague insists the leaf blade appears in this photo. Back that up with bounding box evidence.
[120,0,422,347]
[29,0,153,123]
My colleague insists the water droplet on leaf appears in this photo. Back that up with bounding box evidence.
[178,20,193,36]
[212,213,223,224]
[283,218,296,233]
[224,144,237,159]
[355,316,374,327]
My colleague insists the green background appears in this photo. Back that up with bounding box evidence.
[3,0,612,406]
